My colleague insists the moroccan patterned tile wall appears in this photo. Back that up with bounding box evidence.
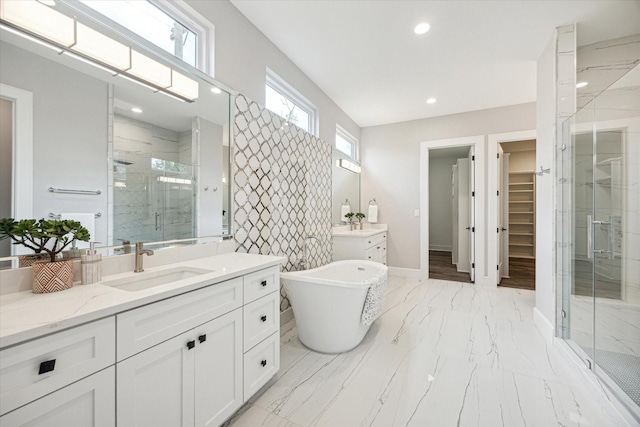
[233,94,332,312]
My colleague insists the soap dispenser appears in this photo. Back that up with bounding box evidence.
[81,242,102,285]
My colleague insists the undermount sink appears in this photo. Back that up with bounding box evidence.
[102,267,214,292]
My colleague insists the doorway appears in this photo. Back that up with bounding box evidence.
[497,140,536,289]
[420,135,485,283]
[428,146,474,283]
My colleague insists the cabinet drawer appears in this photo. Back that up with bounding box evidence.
[243,292,279,350]
[243,332,279,402]
[0,366,115,426]
[366,232,386,249]
[0,317,115,416]
[244,267,279,304]
[117,277,242,361]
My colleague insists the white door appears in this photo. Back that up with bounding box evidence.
[451,165,458,265]
[497,145,505,284]
[0,367,115,427]
[468,146,475,282]
[117,332,195,427]
[456,158,470,273]
[501,153,510,280]
[194,309,243,427]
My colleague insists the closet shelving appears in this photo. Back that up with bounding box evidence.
[508,172,536,259]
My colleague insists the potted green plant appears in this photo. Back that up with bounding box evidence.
[0,218,91,293]
[355,212,366,230]
[344,212,355,230]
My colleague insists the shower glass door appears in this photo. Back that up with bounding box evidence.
[560,64,640,417]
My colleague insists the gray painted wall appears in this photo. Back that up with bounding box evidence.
[360,102,536,270]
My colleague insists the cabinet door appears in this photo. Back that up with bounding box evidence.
[0,367,115,427]
[117,332,195,427]
[194,309,243,427]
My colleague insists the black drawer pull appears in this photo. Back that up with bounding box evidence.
[198,334,207,343]
[368,256,371,259]
[261,315,267,322]
[377,246,380,249]
[187,340,196,350]
[261,359,267,367]
[38,359,56,375]
[261,280,268,287]
[368,240,371,244]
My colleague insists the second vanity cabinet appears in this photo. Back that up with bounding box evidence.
[0,260,281,427]
[333,230,387,265]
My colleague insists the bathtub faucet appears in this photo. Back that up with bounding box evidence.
[299,235,319,269]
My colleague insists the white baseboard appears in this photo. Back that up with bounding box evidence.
[388,267,424,278]
[280,307,294,326]
[533,307,554,344]
[429,245,452,252]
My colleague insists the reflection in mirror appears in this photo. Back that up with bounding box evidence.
[331,149,360,224]
[0,4,231,269]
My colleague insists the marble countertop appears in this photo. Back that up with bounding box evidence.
[0,253,284,349]
[332,224,387,238]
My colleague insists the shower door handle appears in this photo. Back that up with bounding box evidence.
[587,215,592,259]
[155,212,160,231]
[589,215,612,258]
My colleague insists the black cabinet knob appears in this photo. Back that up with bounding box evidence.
[39,359,56,375]
[261,359,267,367]
[261,280,267,287]
[198,334,207,343]
[187,340,196,350]
[261,315,267,322]
[377,246,380,249]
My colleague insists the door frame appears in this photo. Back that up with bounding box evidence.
[419,136,486,284]
[488,130,536,287]
[0,84,33,258]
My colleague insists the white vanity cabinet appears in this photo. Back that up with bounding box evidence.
[117,309,243,427]
[0,317,116,426]
[115,266,280,427]
[0,255,282,427]
[333,230,387,265]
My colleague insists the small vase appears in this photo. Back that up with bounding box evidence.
[31,259,74,294]
[359,222,363,230]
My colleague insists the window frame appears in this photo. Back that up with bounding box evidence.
[335,125,359,161]
[265,68,318,136]
[76,0,215,76]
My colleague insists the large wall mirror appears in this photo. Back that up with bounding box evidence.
[331,148,360,224]
[0,1,232,268]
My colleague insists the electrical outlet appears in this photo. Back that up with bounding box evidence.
[414,209,420,217]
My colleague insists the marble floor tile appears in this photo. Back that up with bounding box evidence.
[229,276,633,427]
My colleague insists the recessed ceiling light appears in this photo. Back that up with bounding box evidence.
[210,87,222,94]
[131,107,142,113]
[576,81,588,89]
[426,98,437,104]
[414,23,431,35]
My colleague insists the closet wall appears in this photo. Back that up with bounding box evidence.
[428,156,459,251]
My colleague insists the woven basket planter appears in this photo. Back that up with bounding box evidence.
[31,259,74,294]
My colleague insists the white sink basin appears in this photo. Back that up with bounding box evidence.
[102,267,214,292]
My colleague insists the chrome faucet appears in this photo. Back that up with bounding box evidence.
[134,242,154,273]
[298,235,319,269]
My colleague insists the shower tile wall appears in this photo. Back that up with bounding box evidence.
[113,114,194,243]
[233,94,332,312]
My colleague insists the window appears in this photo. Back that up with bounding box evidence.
[336,125,359,160]
[80,0,214,74]
[265,69,317,135]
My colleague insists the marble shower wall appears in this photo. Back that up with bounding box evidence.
[576,33,640,110]
[233,94,332,312]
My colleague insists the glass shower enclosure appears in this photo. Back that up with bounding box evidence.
[557,64,639,418]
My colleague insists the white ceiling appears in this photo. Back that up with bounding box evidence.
[230,0,640,128]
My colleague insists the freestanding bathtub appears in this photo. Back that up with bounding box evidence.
[281,260,388,353]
